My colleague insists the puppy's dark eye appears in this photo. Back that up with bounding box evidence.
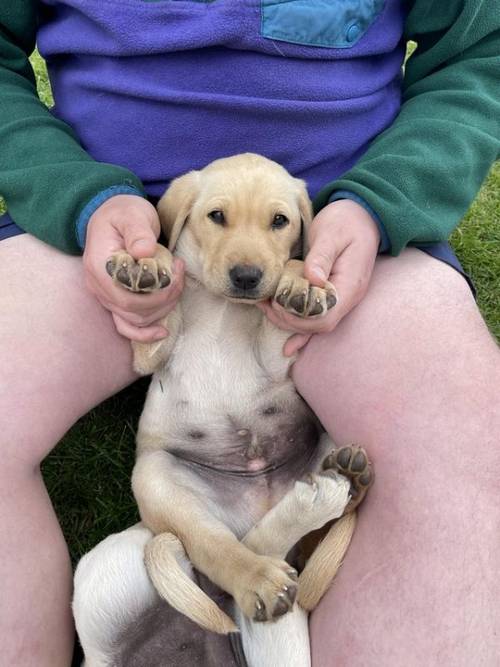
[208,210,225,225]
[271,214,289,230]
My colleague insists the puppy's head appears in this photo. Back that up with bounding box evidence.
[157,153,312,302]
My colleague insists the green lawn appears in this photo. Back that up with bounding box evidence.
[3,52,499,563]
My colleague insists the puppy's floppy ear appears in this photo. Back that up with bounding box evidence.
[157,171,200,251]
[296,179,314,259]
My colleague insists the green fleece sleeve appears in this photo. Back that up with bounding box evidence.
[0,2,145,254]
[314,1,500,255]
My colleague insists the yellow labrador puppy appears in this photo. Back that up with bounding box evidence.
[73,154,372,667]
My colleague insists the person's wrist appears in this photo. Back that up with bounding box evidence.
[313,199,381,249]
[76,186,147,249]
[327,191,389,253]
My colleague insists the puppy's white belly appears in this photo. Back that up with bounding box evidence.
[138,289,320,476]
[143,356,318,475]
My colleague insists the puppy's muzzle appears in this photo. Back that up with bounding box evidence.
[229,264,263,298]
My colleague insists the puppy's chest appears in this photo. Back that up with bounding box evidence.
[163,287,290,410]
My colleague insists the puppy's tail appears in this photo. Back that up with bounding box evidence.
[144,532,238,635]
[297,511,356,611]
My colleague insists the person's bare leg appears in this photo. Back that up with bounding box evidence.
[0,234,137,666]
[293,249,500,666]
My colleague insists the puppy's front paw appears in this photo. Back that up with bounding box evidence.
[274,272,337,318]
[322,446,373,513]
[235,556,298,623]
[106,247,173,293]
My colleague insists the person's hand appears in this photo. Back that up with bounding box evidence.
[83,194,184,342]
[258,199,380,356]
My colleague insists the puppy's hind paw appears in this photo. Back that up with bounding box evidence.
[322,446,374,512]
[291,472,350,530]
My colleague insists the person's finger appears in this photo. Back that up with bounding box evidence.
[304,225,345,287]
[108,305,173,329]
[259,299,337,335]
[112,313,169,342]
[283,333,312,357]
[119,218,159,259]
[327,243,376,319]
[88,275,177,315]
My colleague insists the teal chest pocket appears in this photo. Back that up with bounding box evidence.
[261,0,385,48]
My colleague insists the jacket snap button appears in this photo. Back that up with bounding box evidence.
[346,23,361,43]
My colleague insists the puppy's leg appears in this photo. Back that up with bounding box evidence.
[242,470,350,559]
[298,435,374,611]
[236,608,311,667]
[236,463,351,667]
[106,244,182,374]
[133,451,299,631]
[73,523,157,667]
[131,303,182,375]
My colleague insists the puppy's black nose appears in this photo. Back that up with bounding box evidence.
[229,265,263,291]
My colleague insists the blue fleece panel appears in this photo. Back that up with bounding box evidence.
[261,0,385,48]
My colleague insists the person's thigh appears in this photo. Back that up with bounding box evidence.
[294,248,500,666]
[0,233,137,666]
[0,233,137,465]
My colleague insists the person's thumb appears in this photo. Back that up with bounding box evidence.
[121,218,158,259]
[304,232,340,287]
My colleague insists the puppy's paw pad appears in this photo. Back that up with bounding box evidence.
[237,558,298,623]
[106,252,172,293]
[274,275,337,318]
[322,446,374,512]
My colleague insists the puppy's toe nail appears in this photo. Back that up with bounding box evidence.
[287,568,298,581]
[283,584,297,604]
[276,290,288,307]
[254,598,267,622]
[159,270,171,288]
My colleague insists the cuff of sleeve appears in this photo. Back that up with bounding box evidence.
[76,184,146,248]
[328,190,391,254]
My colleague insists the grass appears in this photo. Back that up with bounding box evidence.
[3,52,499,563]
